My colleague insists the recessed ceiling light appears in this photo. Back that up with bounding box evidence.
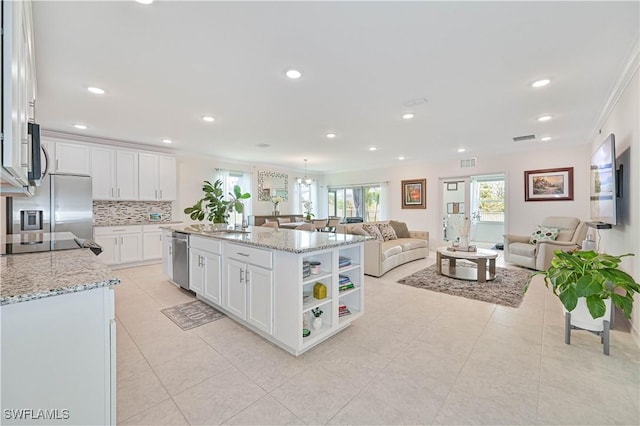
[540,136,552,141]
[73,124,87,130]
[402,113,415,120]
[326,133,336,139]
[398,155,405,160]
[162,139,172,144]
[135,0,154,4]
[87,86,105,95]
[202,115,215,122]
[369,147,377,151]
[538,115,552,122]
[532,79,551,88]
[285,69,302,79]
[457,148,466,153]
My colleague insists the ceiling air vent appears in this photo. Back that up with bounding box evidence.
[256,143,271,148]
[513,134,536,142]
[460,158,477,168]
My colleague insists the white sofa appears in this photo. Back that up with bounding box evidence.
[337,220,429,277]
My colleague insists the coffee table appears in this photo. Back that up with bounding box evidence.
[436,246,499,283]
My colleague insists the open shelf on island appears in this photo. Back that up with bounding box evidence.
[338,307,361,324]
[338,287,360,298]
[302,272,332,285]
[302,321,332,345]
[302,297,332,313]
[338,263,360,273]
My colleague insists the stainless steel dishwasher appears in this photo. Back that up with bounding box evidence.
[171,231,190,290]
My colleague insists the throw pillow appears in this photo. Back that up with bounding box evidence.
[349,227,370,237]
[389,220,410,238]
[530,225,560,244]
[361,224,384,241]
[377,222,398,241]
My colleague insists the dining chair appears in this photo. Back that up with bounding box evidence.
[326,218,341,233]
[295,223,316,231]
[312,219,328,231]
[261,222,278,228]
[278,218,292,225]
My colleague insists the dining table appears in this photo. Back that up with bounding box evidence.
[278,221,308,229]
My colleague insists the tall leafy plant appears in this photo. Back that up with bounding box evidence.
[525,250,639,319]
[227,185,251,215]
[184,179,229,224]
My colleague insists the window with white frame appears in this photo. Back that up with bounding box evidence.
[217,170,252,227]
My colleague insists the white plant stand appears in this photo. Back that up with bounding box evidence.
[564,298,612,355]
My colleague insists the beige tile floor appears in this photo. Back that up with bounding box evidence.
[114,253,640,425]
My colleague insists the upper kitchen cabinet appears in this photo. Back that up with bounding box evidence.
[54,141,91,175]
[1,0,37,188]
[91,146,138,200]
[138,153,176,201]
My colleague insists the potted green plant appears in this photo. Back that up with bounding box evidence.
[525,250,639,354]
[227,185,251,228]
[526,250,638,321]
[184,179,230,228]
[303,201,315,221]
[311,307,323,330]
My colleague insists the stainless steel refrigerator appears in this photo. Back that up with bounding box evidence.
[7,173,93,240]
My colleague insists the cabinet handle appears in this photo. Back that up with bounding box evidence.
[237,252,249,257]
[169,245,172,255]
[30,99,36,121]
[239,268,244,283]
[200,255,204,267]
[120,237,124,244]
[56,159,59,170]
[245,269,250,285]
[111,188,114,198]
[117,188,121,198]
[155,189,158,199]
[112,229,126,232]
[114,237,117,245]
[20,139,29,167]
[159,189,163,199]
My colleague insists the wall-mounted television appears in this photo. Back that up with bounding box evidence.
[589,133,617,226]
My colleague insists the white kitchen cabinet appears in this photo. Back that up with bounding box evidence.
[94,226,143,265]
[138,153,176,201]
[1,0,37,188]
[190,236,222,303]
[55,141,91,175]
[90,146,138,200]
[142,225,163,261]
[90,146,115,199]
[162,229,173,278]
[1,287,116,425]
[223,243,273,334]
[224,258,247,318]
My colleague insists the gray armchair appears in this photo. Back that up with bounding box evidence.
[504,217,588,271]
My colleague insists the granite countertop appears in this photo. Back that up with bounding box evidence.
[0,249,120,305]
[93,220,183,227]
[161,224,370,254]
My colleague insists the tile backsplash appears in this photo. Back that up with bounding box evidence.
[94,201,172,225]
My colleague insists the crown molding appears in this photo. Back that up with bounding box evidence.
[41,129,177,154]
[592,39,640,137]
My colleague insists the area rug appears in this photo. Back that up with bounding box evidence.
[397,262,532,308]
[161,300,226,330]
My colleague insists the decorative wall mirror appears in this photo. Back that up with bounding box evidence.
[258,171,288,201]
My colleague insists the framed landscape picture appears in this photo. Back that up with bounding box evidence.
[402,178,426,209]
[524,167,574,201]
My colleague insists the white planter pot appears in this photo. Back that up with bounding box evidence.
[564,297,612,332]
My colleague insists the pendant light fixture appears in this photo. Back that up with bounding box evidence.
[297,159,313,184]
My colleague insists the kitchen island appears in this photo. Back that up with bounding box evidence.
[1,248,119,425]
[162,225,368,355]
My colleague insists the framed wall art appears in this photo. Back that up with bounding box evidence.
[524,167,574,201]
[401,178,426,209]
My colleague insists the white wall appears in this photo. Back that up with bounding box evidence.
[325,145,591,250]
[589,68,639,342]
[175,153,321,223]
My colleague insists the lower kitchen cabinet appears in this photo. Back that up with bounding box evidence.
[189,236,222,302]
[224,243,273,334]
[94,226,142,266]
[1,287,116,425]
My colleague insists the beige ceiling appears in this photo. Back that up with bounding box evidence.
[32,1,639,173]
